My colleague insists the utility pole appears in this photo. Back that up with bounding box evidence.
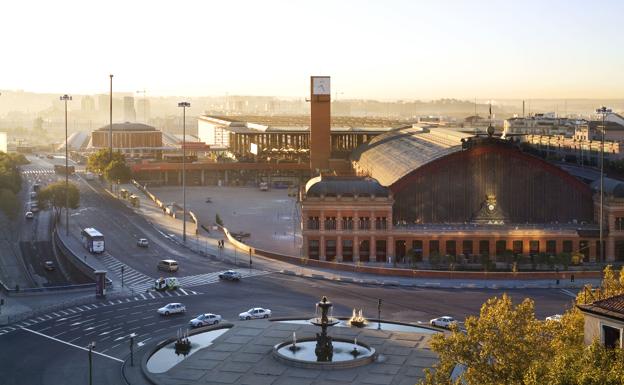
[129,333,137,366]
[177,102,191,242]
[88,341,96,385]
[60,95,72,236]
[377,299,382,330]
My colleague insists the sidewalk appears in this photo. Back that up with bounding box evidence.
[122,183,601,291]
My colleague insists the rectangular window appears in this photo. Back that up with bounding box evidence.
[602,325,622,349]
[308,240,319,260]
[324,217,336,230]
[326,239,336,261]
[359,240,370,262]
[495,240,507,256]
[376,240,387,262]
[529,240,540,255]
[513,240,523,255]
[342,217,353,231]
[462,240,473,256]
[563,240,573,253]
[479,240,490,257]
[307,216,319,230]
[446,240,456,256]
[616,217,624,231]
[546,240,557,255]
[375,217,387,230]
[429,240,440,256]
[412,240,423,260]
[342,240,353,262]
[359,217,370,230]
[579,240,589,260]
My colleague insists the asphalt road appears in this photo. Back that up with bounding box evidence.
[0,272,575,385]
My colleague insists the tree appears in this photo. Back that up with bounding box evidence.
[87,149,127,175]
[104,160,131,183]
[215,213,223,226]
[0,188,19,219]
[422,266,624,385]
[38,181,80,211]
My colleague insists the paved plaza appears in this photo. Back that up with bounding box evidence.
[130,319,438,385]
[148,186,301,256]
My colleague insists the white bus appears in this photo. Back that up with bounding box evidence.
[81,227,105,253]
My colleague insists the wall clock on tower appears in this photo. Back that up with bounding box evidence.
[312,77,330,95]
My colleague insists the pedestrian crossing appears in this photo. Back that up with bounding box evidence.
[22,168,55,175]
[131,268,272,291]
[98,253,154,287]
[0,288,202,337]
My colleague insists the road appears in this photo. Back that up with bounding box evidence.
[0,271,576,385]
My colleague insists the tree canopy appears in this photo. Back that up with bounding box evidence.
[0,151,28,218]
[87,149,131,182]
[37,181,80,210]
[104,159,132,183]
[421,266,624,385]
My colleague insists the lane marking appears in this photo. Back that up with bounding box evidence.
[22,327,124,363]
[560,289,577,298]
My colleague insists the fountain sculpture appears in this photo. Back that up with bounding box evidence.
[348,309,368,328]
[174,329,191,356]
[309,296,340,361]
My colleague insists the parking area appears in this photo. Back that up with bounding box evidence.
[148,186,302,256]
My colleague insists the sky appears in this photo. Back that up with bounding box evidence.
[1,0,623,100]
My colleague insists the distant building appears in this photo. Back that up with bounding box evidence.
[81,96,95,113]
[89,122,163,159]
[123,96,136,122]
[0,132,7,153]
[503,113,583,136]
[578,294,624,348]
[136,98,151,123]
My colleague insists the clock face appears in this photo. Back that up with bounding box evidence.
[312,77,330,95]
[488,204,495,212]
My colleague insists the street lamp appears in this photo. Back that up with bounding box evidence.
[129,333,137,366]
[596,106,612,263]
[87,341,96,385]
[60,94,72,235]
[177,101,191,242]
[109,74,113,162]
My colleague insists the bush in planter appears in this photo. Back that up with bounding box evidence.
[557,252,572,270]
[571,253,584,266]
[429,252,441,268]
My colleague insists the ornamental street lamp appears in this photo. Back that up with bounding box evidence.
[87,341,96,385]
[177,102,191,242]
[60,94,72,235]
[596,106,612,263]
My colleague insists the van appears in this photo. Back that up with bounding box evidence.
[158,259,179,272]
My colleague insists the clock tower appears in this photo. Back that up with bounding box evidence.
[310,76,331,171]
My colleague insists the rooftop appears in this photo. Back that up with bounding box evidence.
[578,294,624,322]
[305,176,390,198]
[95,122,157,132]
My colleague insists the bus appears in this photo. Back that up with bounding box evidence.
[81,227,105,253]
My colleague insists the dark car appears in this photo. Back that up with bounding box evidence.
[44,261,55,271]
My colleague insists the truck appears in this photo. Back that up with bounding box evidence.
[154,277,180,291]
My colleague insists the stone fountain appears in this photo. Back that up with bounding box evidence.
[348,308,368,328]
[272,296,376,368]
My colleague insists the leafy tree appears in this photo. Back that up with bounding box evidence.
[422,266,624,385]
[38,181,80,211]
[104,160,131,183]
[0,188,19,219]
[215,213,223,226]
[87,149,126,175]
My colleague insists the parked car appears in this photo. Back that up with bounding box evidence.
[157,303,186,316]
[25,211,34,219]
[189,313,222,328]
[430,316,457,328]
[219,270,242,281]
[44,261,55,271]
[137,238,149,247]
[239,307,271,320]
[546,314,563,322]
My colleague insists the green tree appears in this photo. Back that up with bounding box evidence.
[38,181,80,211]
[104,160,131,183]
[0,188,19,219]
[87,149,126,175]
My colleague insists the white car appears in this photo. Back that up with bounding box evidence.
[239,307,271,320]
[157,303,186,316]
[546,314,563,322]
[430,316,457,328]
[25,211,34,219]
[189,313,222,328]
[137,238,149,247]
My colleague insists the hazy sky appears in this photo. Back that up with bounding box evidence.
[1,0,623,99]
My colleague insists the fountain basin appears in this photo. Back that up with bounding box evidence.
[276,318,438,334]
[273,337,376,369]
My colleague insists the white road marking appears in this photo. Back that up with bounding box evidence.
[22,327,123,363]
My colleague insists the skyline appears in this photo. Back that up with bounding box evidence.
[1,0,623,99]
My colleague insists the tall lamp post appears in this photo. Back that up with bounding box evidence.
[177,101,191,242]
[60,94,72,235]
[596,106,612,263]
[109,74,113,162]
[87,341,96,385]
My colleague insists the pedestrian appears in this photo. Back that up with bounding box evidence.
[84,255,87,262]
